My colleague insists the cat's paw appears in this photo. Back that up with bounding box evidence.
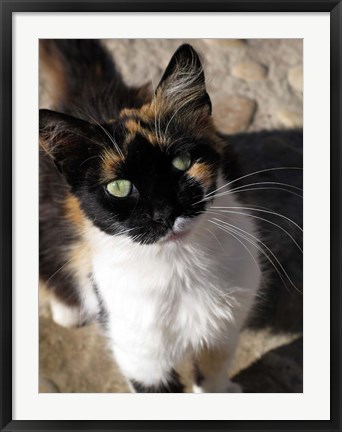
[50,297,82,328]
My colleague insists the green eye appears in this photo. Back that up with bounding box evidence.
[106,179,132,198]
[172,153,192,171]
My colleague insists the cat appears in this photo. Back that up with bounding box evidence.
[39,40,261,393]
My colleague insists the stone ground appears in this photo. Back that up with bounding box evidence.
[39,39,303,393]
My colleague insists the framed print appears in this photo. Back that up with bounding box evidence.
[1,1,341,431]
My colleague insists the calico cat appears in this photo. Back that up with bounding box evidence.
[39,40,261,393]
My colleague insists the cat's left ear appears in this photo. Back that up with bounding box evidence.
[39,109,106,187]
[156,44,212,115]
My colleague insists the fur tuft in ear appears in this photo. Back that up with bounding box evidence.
[39,109,109,187]
[156,44,211,115]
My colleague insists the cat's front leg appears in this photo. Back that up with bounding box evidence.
[48,279,100,328]
[112,347,184,393]
[193,341,242,393]
[49,294,83,328]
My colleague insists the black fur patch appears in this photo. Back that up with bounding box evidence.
[39,150,82,307]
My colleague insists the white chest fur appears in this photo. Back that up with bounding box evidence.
[88,193,261,382]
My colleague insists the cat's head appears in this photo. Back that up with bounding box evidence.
[40,44,225,245]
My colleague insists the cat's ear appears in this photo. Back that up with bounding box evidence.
[156,44,212,115]
[39,109,104,185]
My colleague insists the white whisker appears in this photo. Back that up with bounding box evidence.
[208,208,303,253]
[211,206,303,232]
[92,117,124,158]
[209,219,290,292]
[229,181,302,192]
[207,220,265,286]
[204,227,226,254]
[210,217,301,294]
[203,167,303,200]
[222,186,303,199]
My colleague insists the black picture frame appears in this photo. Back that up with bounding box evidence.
[1,1,341,431]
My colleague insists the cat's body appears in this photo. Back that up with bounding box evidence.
[39,40,261,392]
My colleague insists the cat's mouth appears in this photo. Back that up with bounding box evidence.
[158,216,195,243]
[128,216,200,245]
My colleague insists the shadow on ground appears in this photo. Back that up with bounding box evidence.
[233,338,303,393]
[227,129,303,392]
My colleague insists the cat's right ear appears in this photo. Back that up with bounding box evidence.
[39,109,103,185]
[155,44,211,115]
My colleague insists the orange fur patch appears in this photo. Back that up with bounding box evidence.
[119,95,219,150]
[100,148,123,183]
[124,119,142,135]
[121,111,161,147]
[187,162,214,188]
[64,194,85,229]
[63,197,92,291]
[66,240,91,282]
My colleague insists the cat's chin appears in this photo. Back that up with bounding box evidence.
[160,229,191,243]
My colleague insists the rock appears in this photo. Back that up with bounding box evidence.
[288,66,303,92]
[277,109,303,128]
[232,61,268,81]
[205,39,246,48]
[213,96,257,133]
